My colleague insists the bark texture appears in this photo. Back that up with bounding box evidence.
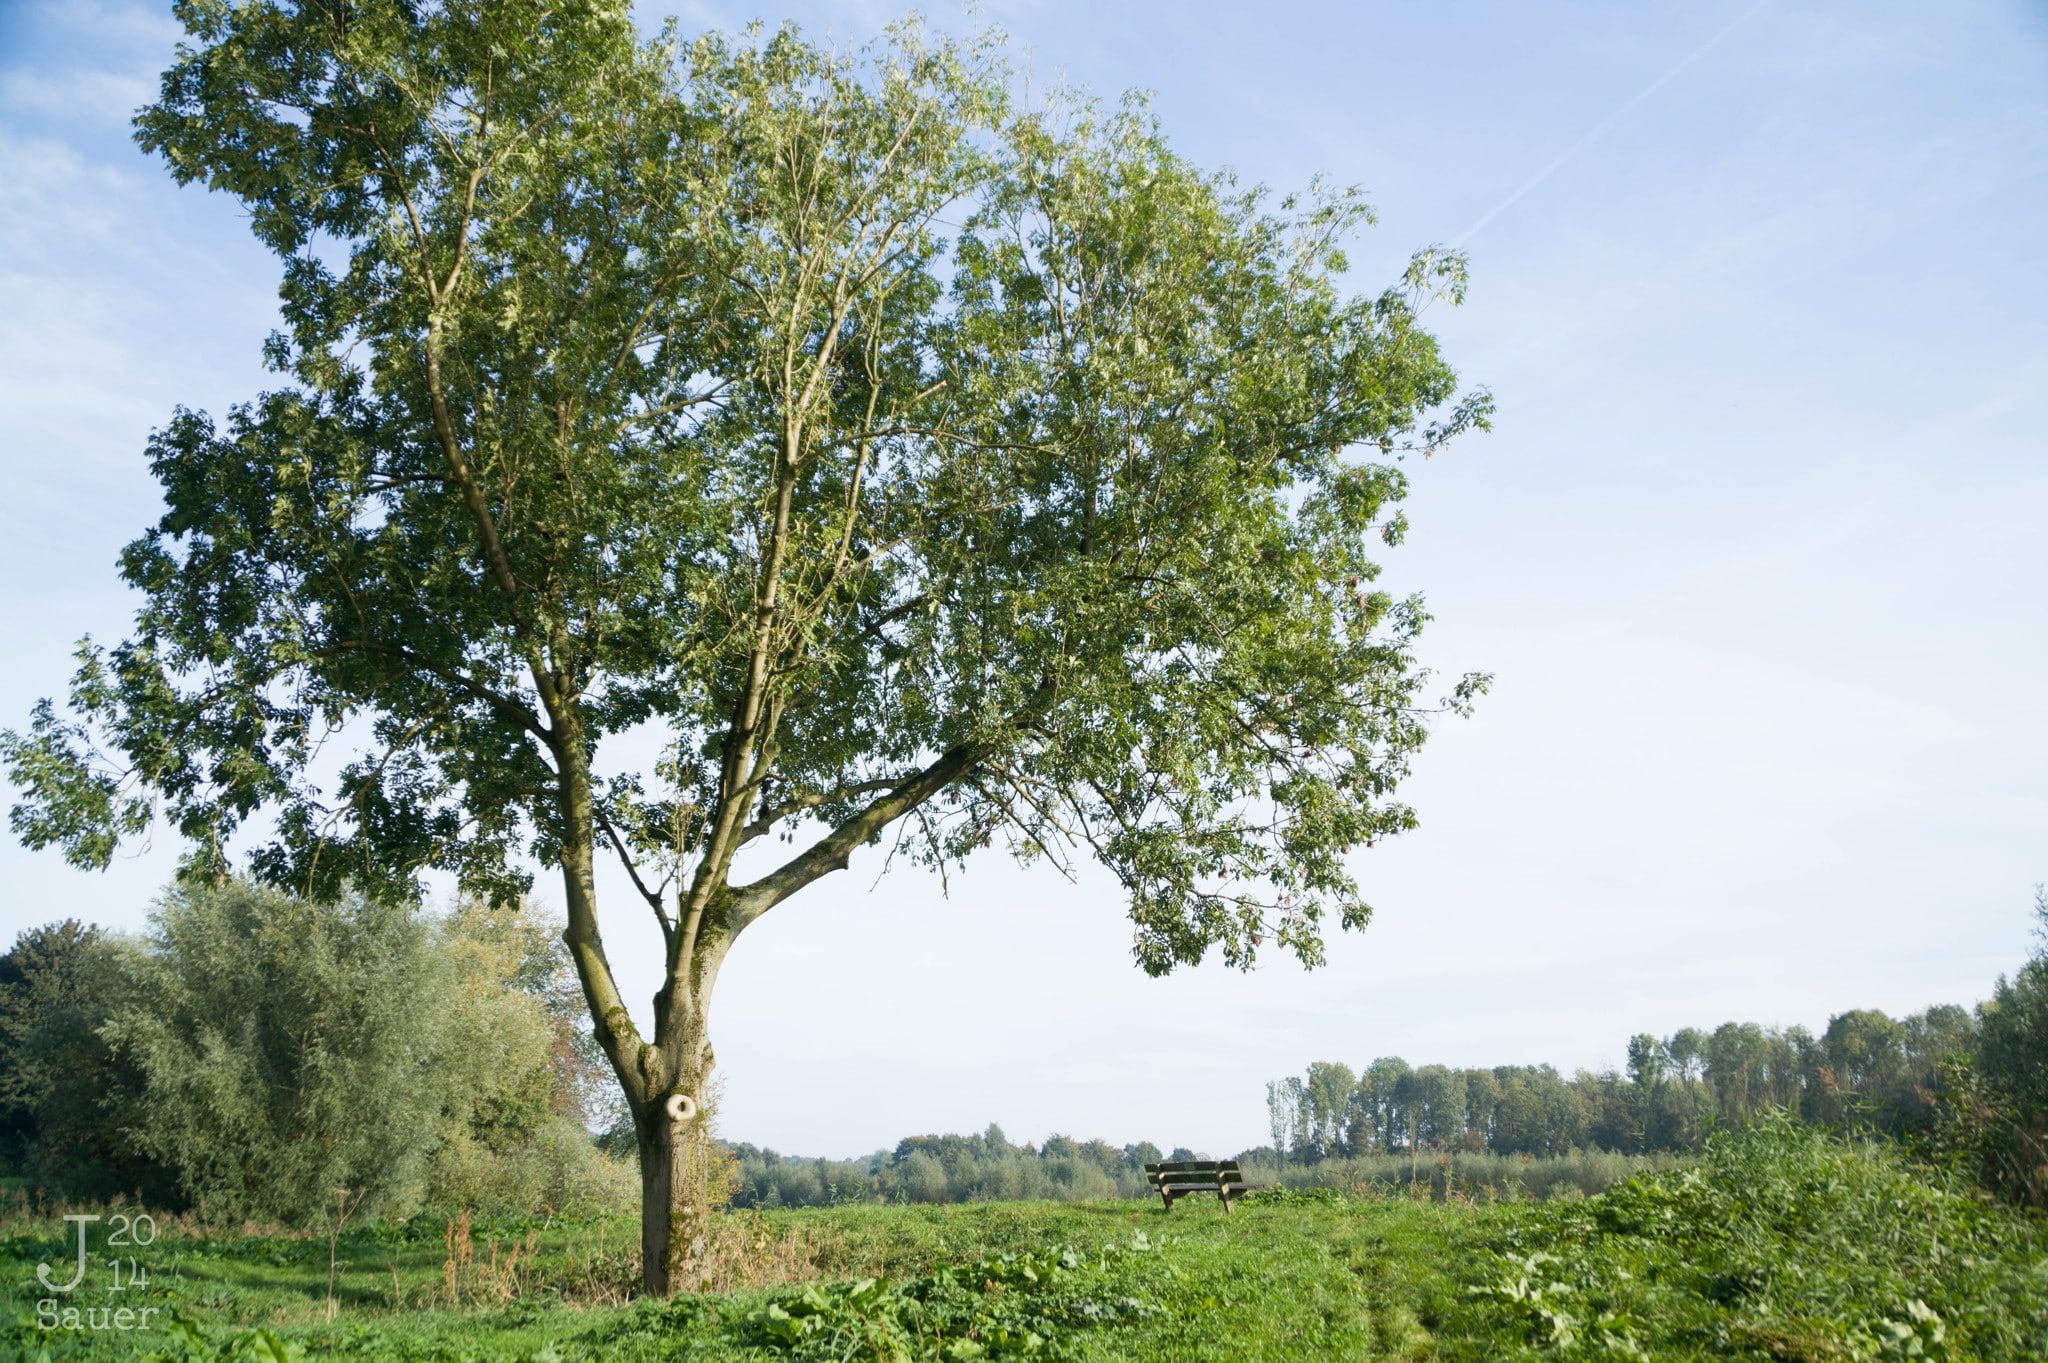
[636,1043,715,1295]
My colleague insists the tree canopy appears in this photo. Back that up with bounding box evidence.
[4,0,1488,1289]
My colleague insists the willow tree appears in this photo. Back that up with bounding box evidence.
[4,0,1489,1293]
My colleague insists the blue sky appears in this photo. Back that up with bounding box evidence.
[2,0,2044,1158]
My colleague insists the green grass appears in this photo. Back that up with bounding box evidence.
[3,1126,2043,1361]
[0,1196,1489,1361]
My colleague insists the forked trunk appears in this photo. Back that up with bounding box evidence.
[553,677,757,1297]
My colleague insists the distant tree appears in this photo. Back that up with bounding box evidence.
[1782,1024,1825,1118]
[1303,1061,1358,1160]
[1541,1066,1592,1153]
[1707,1022,1768,1126]
[1266,1077,1303,1165]
[1625,1033,1666,1090]
[1666,1027,1709,1147]
[901,1150,948,1203]
[1905,1004,1976,1067]
[1624,1033,1670,1150]
[1490,1070,1546,1155]
[1586,1069,1639,1153]
[1821,1009,1907,1128]
[1269,986,2004,1165]
[1756,1026,1805,1112]
[1460,1067,1502,1151]
[1354,1056,1413,1155]
[1873,1004,1978,1135]
[1975,887,2048,1203]
[1483,1065,1584,1156]
[1410,1064,1467,1155]
[5,2,1488,1292]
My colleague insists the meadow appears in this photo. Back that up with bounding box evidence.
[4,1123,2043,1362]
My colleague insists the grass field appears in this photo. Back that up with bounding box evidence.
[3,1124,2044,1361]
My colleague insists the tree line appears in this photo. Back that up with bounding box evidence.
[1263,888,2048,1206]
[10,884,2040,1220]
[725,1127,1185,1209]
[1265,1009,1971,1161]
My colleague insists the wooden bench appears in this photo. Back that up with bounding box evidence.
[1144,1160,1247,1212]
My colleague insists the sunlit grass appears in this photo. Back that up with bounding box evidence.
[4,1126,2042,1360]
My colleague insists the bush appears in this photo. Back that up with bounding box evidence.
[4,888,636,1227]
[109,881,454,1224]
[1241,1185,1343,1207]
[428,1113,635,1217]
[1463,1115,2048,1360]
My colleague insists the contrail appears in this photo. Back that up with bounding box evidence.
[1451,0,1771,247]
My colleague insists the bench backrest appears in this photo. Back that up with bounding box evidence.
[1143,1160,1243,1186]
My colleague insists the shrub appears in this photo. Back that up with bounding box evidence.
[1464,1115,2048,1360]
[109,881,452,1225]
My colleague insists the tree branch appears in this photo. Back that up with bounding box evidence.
[316,639,552,745]
[594,801,675,946]
[728,738,991,930]
[735,776,909,845]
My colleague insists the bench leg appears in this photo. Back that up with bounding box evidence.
[1221,1189,1233,1214]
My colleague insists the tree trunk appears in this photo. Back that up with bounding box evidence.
[637,1043,715,1296]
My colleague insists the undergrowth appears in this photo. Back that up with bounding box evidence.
[1458,1115,2048,1360]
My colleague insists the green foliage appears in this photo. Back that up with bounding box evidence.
[424,901,630,1216]
[1257,1148,1683,1203]
[1462,1117,2048,1361]
[2,885,628,1227]
[133,1317,308,1363]
[6,0,1486,1171]
[0,922,172,1203]
[5,0,1489,1287]
[729,1127,1167,1208]
[0,1194,1487,1361]
[7,1147,2044,1361]
[1270,1000,1979,1166]
[1961,886,2048,1205]
[1239,1185,1344,1207]
[109,881,453,1225]
[729,1244,1155,1361]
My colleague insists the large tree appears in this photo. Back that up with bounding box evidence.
[4,0,1488,1291]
